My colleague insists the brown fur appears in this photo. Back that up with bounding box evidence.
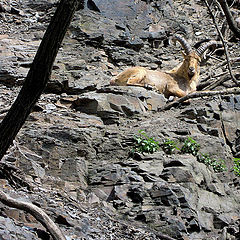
[110,51,201,98]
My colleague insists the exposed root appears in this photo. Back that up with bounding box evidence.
[0,190,66,240]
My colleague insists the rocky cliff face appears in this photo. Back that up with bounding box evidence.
[0,0,240,239]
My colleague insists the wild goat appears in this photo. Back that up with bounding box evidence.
[110,35,218,98]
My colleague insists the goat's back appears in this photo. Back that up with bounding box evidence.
[110,67,176,95]
[110,67,147,86]
[145,70,173,93]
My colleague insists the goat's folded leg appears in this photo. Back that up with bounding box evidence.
[126,75,145,86]
[144,84,155,90]
[168,88,187,98]
[167,88,191,104]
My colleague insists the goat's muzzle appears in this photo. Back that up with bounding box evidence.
[110,79,117,85]
[188,67,195,78]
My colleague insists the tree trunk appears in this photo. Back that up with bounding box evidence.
[217,0,240,38]
[0,0,82,159]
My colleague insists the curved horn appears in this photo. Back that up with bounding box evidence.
[196,41,219,57]
[172,34,192,55]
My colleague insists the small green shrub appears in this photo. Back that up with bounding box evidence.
[181,137,200,156]
[132,132,229,175]
[211,159,227,173]
[133,130,160,154]
[161,139,179,155]
[233,158,240,176]
[197,154,227,173]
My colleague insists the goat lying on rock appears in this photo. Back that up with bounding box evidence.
[110,35,218,98]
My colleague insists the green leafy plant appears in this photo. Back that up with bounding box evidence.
[233,158,240,176]
[133,130,160,154]
[181,137,200,156]
[211,159,227,173]
[197,154,227,173]
[161,139,179,155]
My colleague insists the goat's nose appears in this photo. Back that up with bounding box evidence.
[189,67,195,73]
[110,79,116,85]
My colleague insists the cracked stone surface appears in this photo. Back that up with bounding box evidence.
[0,0,240,239]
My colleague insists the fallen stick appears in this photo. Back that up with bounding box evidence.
[158,87,240,111]
[204,76,232,90]
[198,71,229,90]
[0,191,66,240]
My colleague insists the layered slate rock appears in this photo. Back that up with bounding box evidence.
[0,0,240,239]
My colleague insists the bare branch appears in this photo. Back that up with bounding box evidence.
[217,0,240,38]
[198,57,240,90]
[198,71,229,90]
[204,74,239,90]
[0,191,66,240]
[203,0,240,87]
[158,87,240,111]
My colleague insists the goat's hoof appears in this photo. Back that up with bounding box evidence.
[144,84,154,90]
[182,99,191,105]
[168,96,176,102]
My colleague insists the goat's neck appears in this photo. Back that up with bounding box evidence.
[169,61,190,81]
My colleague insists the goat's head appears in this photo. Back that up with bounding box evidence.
[182,51,201,79]
[172,34,219,81]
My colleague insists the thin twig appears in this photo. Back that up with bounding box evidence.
[217,0,240,38]
[215,57,240,68]
[204,0,240,87]
[198,70,228,89]
[208,55,224,62]
[229,0,236,8]
[204,74,239,90]
[158,87,240,111]
[199,57,240,89]
[205,77,229,90]
[202,70,238,90]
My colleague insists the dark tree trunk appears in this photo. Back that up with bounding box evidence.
[0,0,83,159]
[217,0,240,38]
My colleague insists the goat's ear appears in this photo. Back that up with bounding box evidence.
[181,51,187,58]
